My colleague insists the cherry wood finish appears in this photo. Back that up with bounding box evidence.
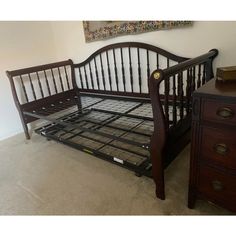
[6,42,218,200]
[188,79,236,212]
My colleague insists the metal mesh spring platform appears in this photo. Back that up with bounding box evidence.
[29,94,184,177]
[32,95,154,176]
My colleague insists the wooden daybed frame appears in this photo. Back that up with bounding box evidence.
[6,42,218,200]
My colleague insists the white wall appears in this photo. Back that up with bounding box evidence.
[0,22,57,140]
[1,21,236,140]
[50,21,236,68]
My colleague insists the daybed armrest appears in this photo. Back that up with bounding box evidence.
[149,49,218,131]
[148,49,218,200]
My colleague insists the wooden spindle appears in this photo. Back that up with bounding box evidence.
[63,66,71,90]
[43,70,51,96]
[197,64,201,88]
[120,48,126,92]
[113,49,119,91]
[128,47,133,93]
[186,69,191,114]
[173,75,177,125]
[99,54,106,90]
[88,62,94,89]
[28,73,37,100]
[164,77,170,124]
[146,50,150,92]
[94,58,100,90]
[83,66,89,89]
[146,50,150,79]
[167,58,170,68]
[137,48,142,93]
[156,53,159,69]
[19,75,29,102]
[50,69,58,93]
[106,51,112,90]
[192,67,196,92]
[57,68,65,92]
[36,72,44,98]
[78,67,84,89]
[202,63,206,84]
[178,72,184,121]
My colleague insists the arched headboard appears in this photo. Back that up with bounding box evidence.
[73,42,188,98]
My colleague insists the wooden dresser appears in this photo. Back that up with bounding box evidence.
[188,79,236,212]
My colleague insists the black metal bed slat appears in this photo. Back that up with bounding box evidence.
[40,130,149,171]
[81,117,152,138]
[36,118,149,168]
[24,109,148,148]
[91,107,154,121]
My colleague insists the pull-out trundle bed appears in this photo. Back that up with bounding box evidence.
[7,42,218,200]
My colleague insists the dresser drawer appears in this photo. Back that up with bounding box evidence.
[200,126,236,169]
[202,100,236,125]
[198,165,236,211]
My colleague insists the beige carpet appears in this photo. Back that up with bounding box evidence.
[0,133,232,215]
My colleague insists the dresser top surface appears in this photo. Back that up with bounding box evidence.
[194,79,236,98]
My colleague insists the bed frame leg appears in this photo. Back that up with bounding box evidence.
[22,122,30,140]
[135,172,142,177]
[153,172,165,200]
[24,128,30,140]
[150,142,166,200]
[25,131,30,140]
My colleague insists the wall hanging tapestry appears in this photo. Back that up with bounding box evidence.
[83,21,192,42]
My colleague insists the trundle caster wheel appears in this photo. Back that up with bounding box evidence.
[135,172,142,177]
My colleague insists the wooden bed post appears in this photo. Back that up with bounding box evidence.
[149,69,168,200]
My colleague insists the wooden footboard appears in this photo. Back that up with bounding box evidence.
[149,49,218,199]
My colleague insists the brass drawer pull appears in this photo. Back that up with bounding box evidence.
[216,107,234,119]
[213,143,228,155]
[211,180,223,191]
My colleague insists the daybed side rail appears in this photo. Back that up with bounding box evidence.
[148,49,218,200]
[6,59,80,139]
[73,42,188,98]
